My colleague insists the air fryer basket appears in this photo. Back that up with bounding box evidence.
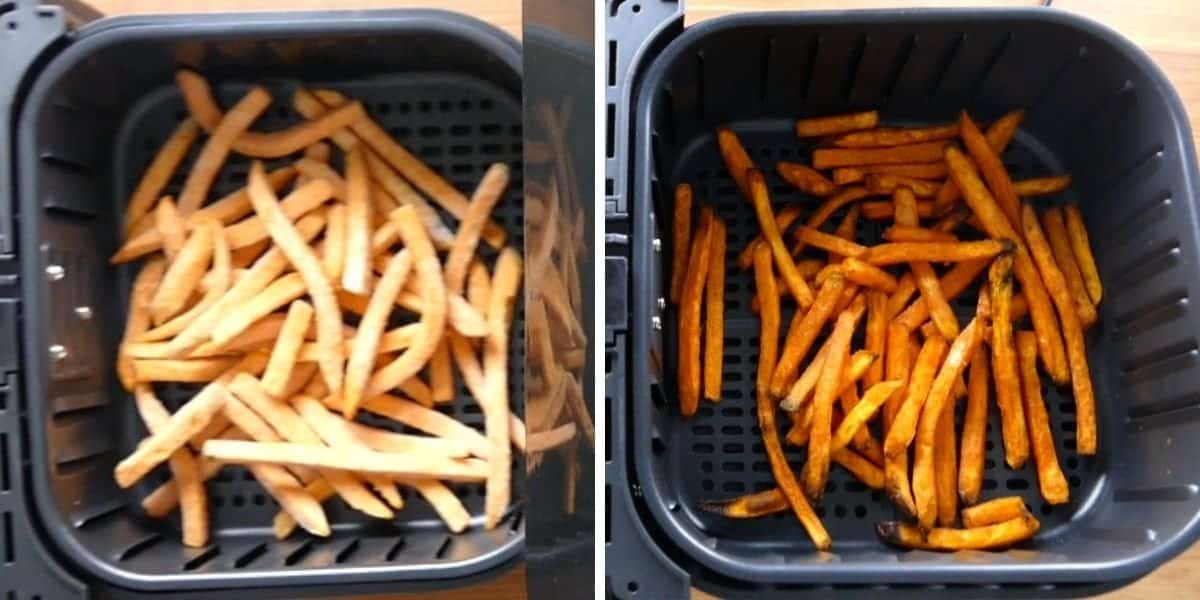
[628,9,1200,586]
[17,10,524,590]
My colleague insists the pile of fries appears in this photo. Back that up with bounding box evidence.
[676,109,1101,551]
[111,70,525,548]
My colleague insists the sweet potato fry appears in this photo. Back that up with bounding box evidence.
[878,514,1039,551]
[795,110,878,137]
[1064,204,1101,304]
[832,162,949,185]
[1021,204,1095,455]
[988,251,1031,469]
[177,86,273,215]
[841,257,898,293]
[777,161,837,196]
[736,205,803,271]
[932,109,1023,214]
[894,259,989,331]
[884,335,948,458]
[781,304,868,411]
[886,273,917,319]
[934,398,958,527]
[945,145,1068,384]
[793,226,869,259]
[865,174,941,197]
[860,199,935,220]
[753,244,831,550]
[669,183,692,302]
[1014,175,1072,197]
[716,126,755,201]
[961,496,1028,528]
[864,240,1007,266]
[831,123,958,148]
[789,187,872,255]
[833,205,860,243]
[864,290,888,389]
[812,140,949,169]
[911,260,959,340]
[699,488,787,518]
[913,317,987,529]
[749,170,815,307]
[678,208,715,417]
[260,300,314,397]
[803,303,859,501]
[832,380,904,453]
[959,111,1020,228]
[704,216,727,401]
[883,225,958,243]
[770,272,844,397]
[833,446,885,490]
[883,324,915,518]
[1041,207,1097,327]
[958,349,989,505]
[932,206,973,233]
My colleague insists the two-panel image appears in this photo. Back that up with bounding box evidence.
[0,1,1195,599]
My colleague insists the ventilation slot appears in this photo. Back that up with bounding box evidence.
[1114,290,1187,338]
[1112,240,1179,288]
[233,543,268,568]
[0,434,7,491]
[968,32,1012,103]
[385,537,407,561]
[880,34,917,103]
[2,512,11,564]
[335,539,360,564]
[1104,144,1164,190]
[1110,192,1172,247]
[434,536,453,559]
[927,33,966,97]
[118,534,163,561]
[72,499,125,528]
[284,540,313,566]
[183,546,221,571]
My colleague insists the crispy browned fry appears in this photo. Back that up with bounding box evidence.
[770,272,845,397]
[813,140,949,169]
[883,324,916,518]
[118,259,165,390]
[832,162,949,186]
[865,240,1007,266]
[1021,204,1095,455]
[878,514,1038,551]
[945,145,1068,384]
[716,126,755,201]
[860,199,935,220]
[932,206,973,233]
[865,174,941,197]
[177,87,272,215]
[793,226,869,259]
[958,349,989,505]
[1014,175,1072,197]
[749,170,815,307]
[736,205,802,271]
[795,110,878,137]
[249,163,345,394]
[1064,204,1101,303]
[704,217,727,401]
[803,300,860,501]
[679,208,715,417]
[912,260,959,339]
[961,496,1028,528]
[752,244,830,550]
[114,381,232,487]
[894,259,988,331]
[841,257,898,293]
[832,380,904,454]
[699,488,788,518]
[934,397,958,527]
[883,225,958,244]
[781,302,868,411]
[260,300,313,397]
[124,120,201,236]
[932,109,1023,214]
[132,384,208,547]
[913,315,987,530]
[833,446,885,489]
[863,291,887,389]
[886,273,917,319]
[960,111,1020,228]
[831,123,958,148]
[833,204,860,243]
[1041,207,1097,328]
[777,161,837,196]
[789,186,872,254]
[786,404,811,447]
[670,183,693,302]
[884,335,947,458]
[989,253,1029,469]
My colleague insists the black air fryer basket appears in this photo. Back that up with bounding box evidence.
[0,2,524,597]
[606,4,1200,598]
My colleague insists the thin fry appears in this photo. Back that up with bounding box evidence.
[345,250,413,415]
[149,222,214,324]
[878,514,1038,551]
[961,496,1027,528]
[699,488,787,518]
[1014,175,1072,197]
[864,290,887,388]
[132,385,208,547]
[802,302,859,501]
[958,349,989,505]
[932,109,1023,214]
[777,161,836,196]
[177,86,272,215]
[769,272,844,397]
[865,174,941,197]
[124,119,201,235]
[989,253,1029,469]
[795,110,878,137]
[260,300,314,397]
[114,381,230,487]
[670,183,693,301]
[716,126,755,200]
[934,397,958,527]
[202,440,487,481]
[749,170,815,307]
[678,208,715,417]
[444,163,509,294]
[831,123,957,148]
[119,259,165,391]
[1064,204,1102,303]
[155,197,187,260]
[841,257,897,293]
[883,225,958,243]
[812,140,949,169]
[1016,330,1070,503]
[960,111,1020,228]
[884,335,947,458]
[341,147,371,294]
[704,216,727,401]
[832,380,904,453]
[865,240,1007,266]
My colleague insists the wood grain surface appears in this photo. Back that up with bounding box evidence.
[686,5,1200,600]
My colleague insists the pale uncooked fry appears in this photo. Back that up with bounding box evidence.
[133,357,237,383]
[527,421,577,453]
[403,479,471,533]
[177,86,272,215]
[219,389,315,483]
[467,260,491,313]
[298,323,417,362]
[397,286,489,338]
[344,250,413,417]
[202,440,488,481]
[369,181,399,220]
[346,422,471,459]
[118,259,165,391]
[260,300,313,397]
[273,478,335,540]
[444,163,509,294]
[155,196,187,261]
[527,176,560,298]
[294,158,348,200]
[319,393,491,459]
[223,179,334,249]
[132,384,208,547]
[481,248,522,528]
[114,380,232,487]
[249,161,344,394]
[363,149,456,248]
[510,414,527,453]
[142,449,224,519]
[362,206,447,405]
[209,273,307,345]
[149,221,214,325]
[305,141,332,163]
[139,220,232,343]
[124,119,201,235]
[227,375,393,518]
[242,457,330,537]
[430,340,455,403]
[111,167,297,264]
[322,203,347,282]
[342,147,371,295]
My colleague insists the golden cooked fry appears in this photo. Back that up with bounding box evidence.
[932,109,1023,214]
[781,303,868,411]
[812,140,949,169]
[958,349,989,505]
[716,126,755,201]
[884,335,947,458]
[883,225,958,244]
[841,257,898,293]
[177,86,273,215]
[945,145,1068,384]
[989,252,1029,469]
[749,170,815,307]
[699,488,787,518]
[793,226,869,259]
[124,119,201,235]
[259,300,313,397]
[859,199,935,220]
[154,197,187,261]
[322,203,347,282]
[430,340,455,404]
[883,325,915,518]
[1064,204,1102,303]
[894,259,989,331]
[886,273,917,319]
[932,206,973,233]
[865,240,1007,266]
[678,208,715,417]
[832,204,860,244]
[1014,175,1072,197]
[770,272,844,397]
[934,398,957,527]
[752,244,831,550]
[864,290,887,389]
[341,147,371,295]
[736,205,802,271]
[832,162,949,185]
[777,161,837,196]
[961,496,1028,528]
[802,301,860,501]
[788,188,872,256]
[960,111,1020,229]
[913,316,987,530]
[831,123,958,148]
[795,110,878,137]
[670,183,692,302]
[878,514,1039,551]
[119,259,165,391]
[833,446,885,489]
[832,380,904,453]
[1041,207,1096,328]
[704,217,727,401]
[132,384,208,547]
[865,174,941,197]
[1021,204,1095,455]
